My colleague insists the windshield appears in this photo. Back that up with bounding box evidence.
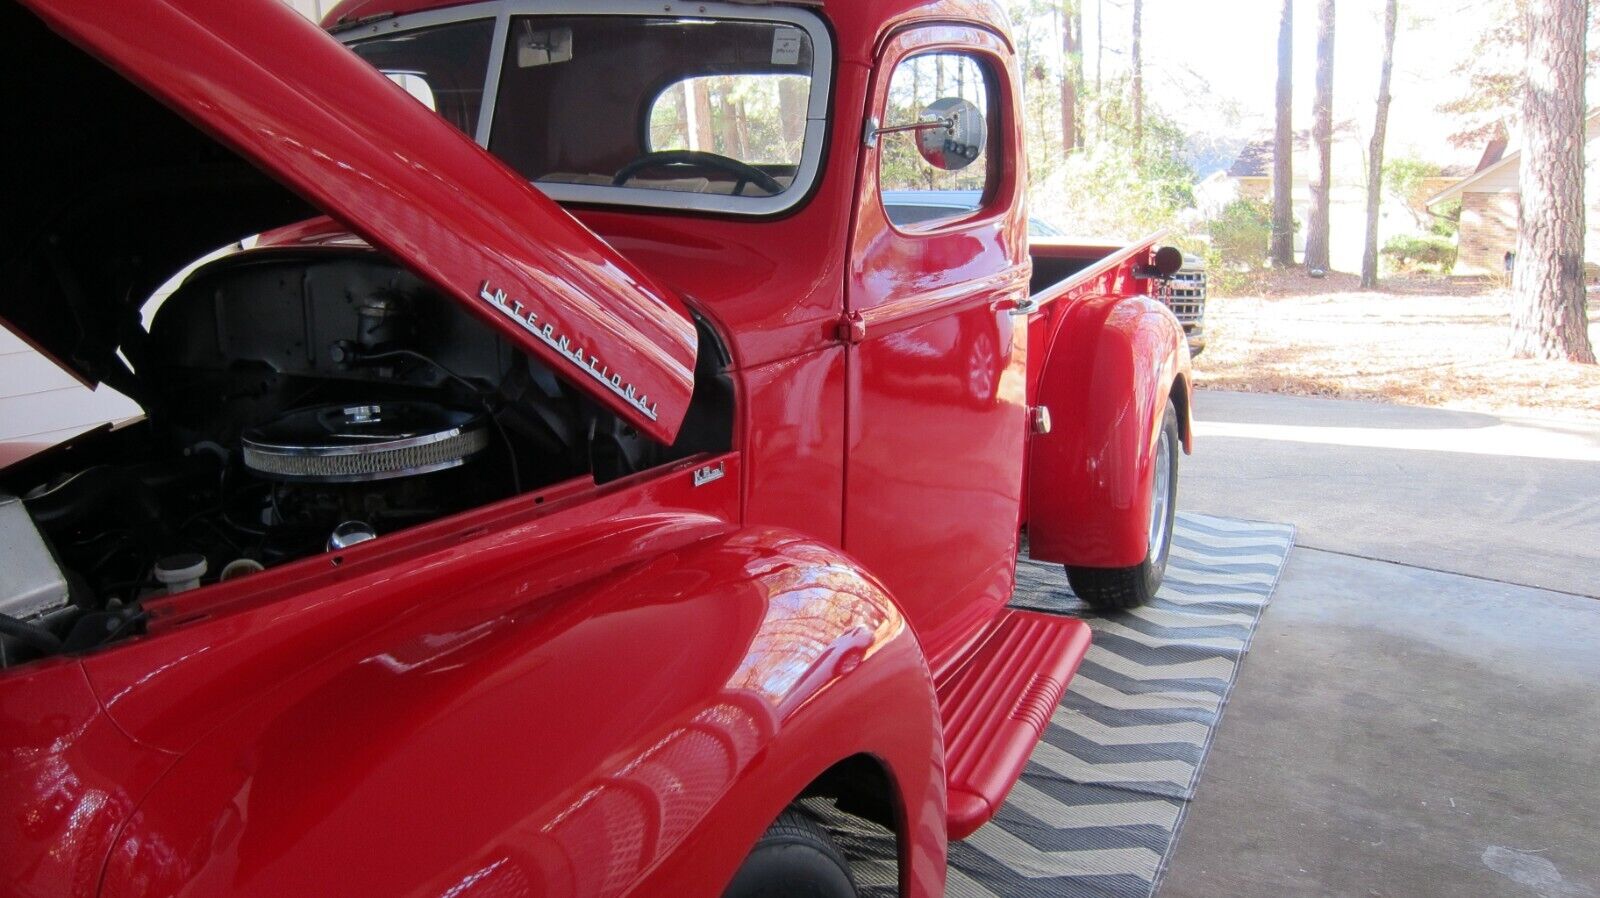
[346,7,831,215]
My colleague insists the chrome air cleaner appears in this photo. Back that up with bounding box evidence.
[242,402,489,483]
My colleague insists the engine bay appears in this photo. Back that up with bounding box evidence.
[0,250,731,668]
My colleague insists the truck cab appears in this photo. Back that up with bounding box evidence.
[0,1,1192,896]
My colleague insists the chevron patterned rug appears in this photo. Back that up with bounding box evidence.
[820,512,1296,898]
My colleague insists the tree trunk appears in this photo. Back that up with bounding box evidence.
[1270,0,1296,267]
[687,80,714,152]
[1131,0,1144,165]
[734,97,752,160]
[1512,0,1596,362]
[1361,0,1398,289]
[1061,0,1079,155]
[778,77,807,147]
[1071,11,1085,149]
[1304,0,1335,273]
[1095,0,1104,143]
[717,82,745,159]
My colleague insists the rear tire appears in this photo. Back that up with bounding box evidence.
[1066,399,1179,611]
[722,809,859,898]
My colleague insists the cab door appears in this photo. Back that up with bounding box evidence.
[842,26,1032,673]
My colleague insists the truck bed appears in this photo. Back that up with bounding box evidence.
[1027,235,1159,306]
[1029,233,1207,356]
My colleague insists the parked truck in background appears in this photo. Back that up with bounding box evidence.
[0,1,1193,895]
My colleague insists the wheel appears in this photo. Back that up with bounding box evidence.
[1066,399,1179,611]
[722,808,859,898]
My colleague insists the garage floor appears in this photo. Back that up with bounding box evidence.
[1162,392,1600,898]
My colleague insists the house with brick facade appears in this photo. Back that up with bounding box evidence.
[1427,109,1600,277]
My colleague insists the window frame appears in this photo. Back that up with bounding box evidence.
[871,42,1009,237]
[338,0,834,218]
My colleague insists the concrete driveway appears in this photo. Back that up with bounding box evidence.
[1180,391,1600,598]
[1161,391,1600,898]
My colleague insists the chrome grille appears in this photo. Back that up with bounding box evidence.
[1161,269,1206,325]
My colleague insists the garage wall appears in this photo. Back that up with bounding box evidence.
[0,327,141,451]
[285,0,333,21]
[0,8,323,457]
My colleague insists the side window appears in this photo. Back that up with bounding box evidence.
[878,52,995,227]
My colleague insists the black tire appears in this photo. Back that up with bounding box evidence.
[1066,399,1180,611]
[722,809,859,898]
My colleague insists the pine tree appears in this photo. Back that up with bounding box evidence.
[1270,0,1296,267]
[1304,0,1335,273]
[1061,0,1082,153]
[1131,0,1144,164]
[1511,0,1596,362]
[1361,0,1398,289]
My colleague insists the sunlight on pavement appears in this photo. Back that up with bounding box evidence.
[1194,419,1600,462]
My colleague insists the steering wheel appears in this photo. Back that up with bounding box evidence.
[612,151,784,197]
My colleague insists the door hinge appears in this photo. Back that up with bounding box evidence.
[837,312,867,344]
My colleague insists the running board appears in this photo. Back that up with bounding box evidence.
[936,608,1092,840]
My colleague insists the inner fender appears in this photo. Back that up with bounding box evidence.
[98,527,944,898]
[1028,293,1192,569]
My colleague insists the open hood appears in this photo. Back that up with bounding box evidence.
[6,0,697,444]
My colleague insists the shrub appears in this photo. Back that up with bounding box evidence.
[1429,199,1462,239]
[1207,197,1273,270]
[1382,234,1457,274]
[1026,102,1198,241]
[1033,140,1194,239]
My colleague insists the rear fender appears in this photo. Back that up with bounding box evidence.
[1028,293,1193,569]
[100,529,945,898]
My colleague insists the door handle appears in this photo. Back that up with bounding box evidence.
[993,296,1038,315]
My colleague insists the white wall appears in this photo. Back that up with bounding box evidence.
[0,327,141,451]
[1472,164,1521,195]
[285,0,333,21]
[2,0,326,460]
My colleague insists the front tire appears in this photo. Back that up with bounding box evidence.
[1066,399,1180,611]
[722,809,859,898]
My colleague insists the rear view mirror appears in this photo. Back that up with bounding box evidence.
[916,97,987,171]
[516,24,573,68]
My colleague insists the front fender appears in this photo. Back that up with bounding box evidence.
[1028,293,1192,569]
[100,528,944,898]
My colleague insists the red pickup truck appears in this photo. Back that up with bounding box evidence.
[0,1,1193,895]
